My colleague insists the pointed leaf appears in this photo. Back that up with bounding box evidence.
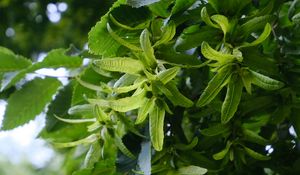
[68,104,94,116]
[1,49,82,91]
[150,105,165,151]
[239,23,272,48]
[0,46,32,72]
[107,23,142,51]
[165,81,194,107]
[88,89,146,112]
[221,74,243,123]
[84,142,102,168]
[93,57,144,75]
[200,7,219,28]
[157,67,180,84]
[174,137,199,151]
[213,142,231,160]
[240,15,274,37]
[243,146,270,160]
[113,77,147,93]
[53,134,99,148]
[242,128,269,145]
[177,165,207,175]
[250,70,284,90]
[140,29,157,68]
[211,15,229,36]
[94,105,110,122]
[54,115,96,124]
[201,123,230,136]
[197,66,232,107]
[153,21,176,47]
[136,97,156,124]
[1,78,61,130]
[241,68,252,94]
[114,136,135,159]
[201,42,235,63]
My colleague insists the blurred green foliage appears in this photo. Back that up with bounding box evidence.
[0,0,114,57]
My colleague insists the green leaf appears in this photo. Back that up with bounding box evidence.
[88,89,146,112]
[213,142,231,160]
[157,67,180,84]
[153,21,176,47]
[108,5,151,30]
[0,46,32,72]
[53,134,99,148]
[37,48,83,68]
[45,82,73,132]
[174,137,199,151]
[148,0,172,18]
[106,23,142,51]
[201,123,230,136]
[177,165,207,175]
[249,70,284,90]
[175,26,221,51]
[240,15,274,37]
[171,0,196,15]
[197,66,232,107]
[242,128,269,145]
[136,97,156,124]
[1,48,82,91]
[239,23,272,48]
[200,7,219,28]
[93,105,110,122]
[68,104,94,116]
[164,81,194,107]
[114,136,136,159]
[93,57,144,75]
[292,12,300,23]
[113,77,146,94]
[1,77,61,130]
[88,1,126,57]
[243,146,270,160]
[150,105,165,151]
[201,42,235,63]
[126,0,160,8]
[221,74,243,124]
[84,142,102,168]
[54,115,96,124]
[156,45,203,67]
[72,66,110,106]
[140,29,157,68]
[240,68,253,94]
[211,14,229,36]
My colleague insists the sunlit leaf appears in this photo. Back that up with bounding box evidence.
[140,29,157,68]
[150,105,165,151]
[157,67,180,84]
[136,97,156,124]
[250,70,284,90]
[0,46,31,72]
[88,89,146,112]
[93,57,144,75]
[1,78,61,130]
[177,165,207,175]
